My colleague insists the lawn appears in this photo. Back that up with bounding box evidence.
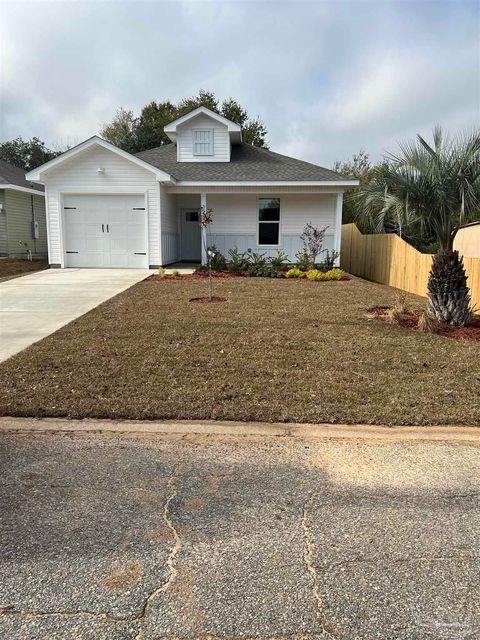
[0,258,48,282]
[0,276,478,425]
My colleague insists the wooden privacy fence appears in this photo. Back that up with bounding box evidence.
[341,223,480,309]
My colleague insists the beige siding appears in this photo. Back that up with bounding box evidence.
[0,190,6,255]
[177,115,230,163]
[41,145,161,265]
[4,189,47,258]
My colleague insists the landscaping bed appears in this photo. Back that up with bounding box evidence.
[0,277,478,425]
[0,259,48,282]
[368,306,480,341]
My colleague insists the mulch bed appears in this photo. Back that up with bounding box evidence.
[190,296,227,303]
[147,271,240,281]
[368,306,480,341]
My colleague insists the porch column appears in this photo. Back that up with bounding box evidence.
[200,192,207,265]
[334,192,343,267]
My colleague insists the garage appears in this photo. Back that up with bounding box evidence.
[63,194,147,268]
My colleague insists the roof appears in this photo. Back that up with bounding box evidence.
[0,159,44,192]
[164,106,242,144]
[136,143,353,183]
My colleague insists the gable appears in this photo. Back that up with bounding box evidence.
[26,137,172,183]
[176,114,231,163]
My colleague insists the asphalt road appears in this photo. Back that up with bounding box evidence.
[1,425,479,639]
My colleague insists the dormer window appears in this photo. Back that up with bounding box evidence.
[193,129,214,156]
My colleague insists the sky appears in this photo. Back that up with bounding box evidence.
[0,0,479,167]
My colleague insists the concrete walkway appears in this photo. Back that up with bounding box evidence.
[0,268,151,362]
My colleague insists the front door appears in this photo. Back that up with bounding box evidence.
[180,209,201,261]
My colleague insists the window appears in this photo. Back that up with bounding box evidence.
[193,129,213,156]
[258,198,280,245]
[185,210,199,222]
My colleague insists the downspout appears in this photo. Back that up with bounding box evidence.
[31,194,37,255]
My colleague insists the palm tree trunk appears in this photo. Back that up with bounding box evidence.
[427,249,472,326]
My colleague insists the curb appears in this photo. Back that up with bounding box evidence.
[1,417,480,443]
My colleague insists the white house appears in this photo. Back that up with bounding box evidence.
[26,107,358,269]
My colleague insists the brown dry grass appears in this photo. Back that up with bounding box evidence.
[0,277,478,425]
[0,258,48,282]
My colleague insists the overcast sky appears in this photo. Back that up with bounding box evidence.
[1,0,479,167]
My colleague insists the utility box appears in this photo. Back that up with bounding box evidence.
[32,220,39,239]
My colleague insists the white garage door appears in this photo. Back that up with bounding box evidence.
[63,194,147,268]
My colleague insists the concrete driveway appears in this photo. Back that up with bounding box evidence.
[0,268,151,362]
[0,419,479,640]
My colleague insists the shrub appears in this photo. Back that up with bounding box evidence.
[300,222,329,268]
[324,268,345,280]
[208,245,227,271]
[172,269,180,277]
[306,268,346,281]
[285,268,305,278]
[228,247,250,273]
[269,250,289,270]
[318,250,340,271]
[295,250,311,271]
[245,251,268,277]
[306,269,326,281]
[158,267,166,277]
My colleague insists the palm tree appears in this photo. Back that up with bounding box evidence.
[357,126,480,326]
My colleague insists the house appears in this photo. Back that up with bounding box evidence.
[454,221,480,258]
[26,107,358,269]
[0,159,47,259]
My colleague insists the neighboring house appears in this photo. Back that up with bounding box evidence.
[0,159,47,259]
[26,107,358,269]
[454,221,480,258]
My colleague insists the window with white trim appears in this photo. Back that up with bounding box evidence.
[193,129,214,156]
[258,198,280,245]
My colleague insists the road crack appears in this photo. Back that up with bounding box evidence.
[301,492,336,639]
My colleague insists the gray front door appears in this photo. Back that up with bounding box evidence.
[180,209,201,261]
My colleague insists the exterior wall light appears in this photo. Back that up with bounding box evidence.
[97,167,105,174]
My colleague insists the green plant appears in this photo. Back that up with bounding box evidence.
[245,252,268,277]
[171,269,180,277]
[207,245,227,271]
[227,247,250,273]
[285,268,305,279]
[318,250,340,271]
[268,250,288,270]
[324,268,345,280]
[306,268,345,281]
[295,250,311,271]
[357,126,480,326]
[158,267,166,277]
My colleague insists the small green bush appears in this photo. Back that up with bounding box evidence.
[208,245,227,270]
[158,267,166,277]
[295,250,311,271]
[325,268,345,280]
[269,250,289,270]
[318,250,340,271]
[306,268,345,281]
[285,268,305,279]
[228,247,250,273]
[172,269,180,277]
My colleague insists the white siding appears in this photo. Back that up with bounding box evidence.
[160,187,178,265]
[41,145,160,266]
[204,193,338,261]
[177,115,230,163]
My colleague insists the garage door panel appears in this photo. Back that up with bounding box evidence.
[64,195,147,268]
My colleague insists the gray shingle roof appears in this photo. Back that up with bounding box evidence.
[136,143,350,182]
[0,159,44,192]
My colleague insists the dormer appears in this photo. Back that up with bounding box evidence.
[164,106,242,163]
